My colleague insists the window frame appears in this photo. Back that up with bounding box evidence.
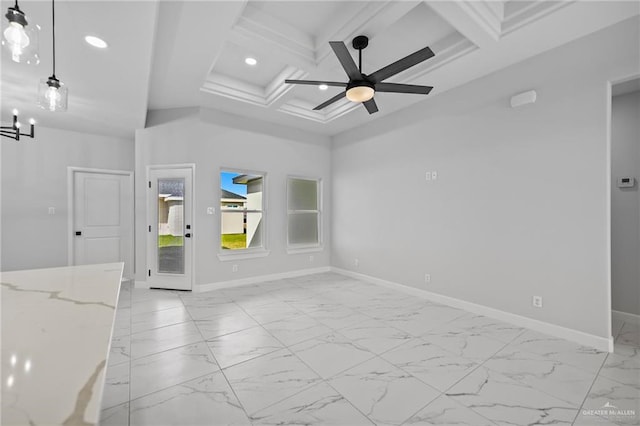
[217,168,269,261]
[286,175,323,254]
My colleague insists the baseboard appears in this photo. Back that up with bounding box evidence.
[332,267,612,352]
[196,266,332,293]
[613,309,640,326]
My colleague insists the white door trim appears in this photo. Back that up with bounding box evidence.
[608,72,640,343]
[67,167,135,279]
[146,164,196,290]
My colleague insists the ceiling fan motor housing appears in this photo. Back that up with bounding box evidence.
[346,79,374,91]
[352,35,369,50]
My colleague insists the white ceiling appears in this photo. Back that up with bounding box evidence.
[1,1,639,139]
[613,77,640,96]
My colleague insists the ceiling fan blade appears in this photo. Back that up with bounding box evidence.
[285,80,347,87]
[363,98,378,114]
[375,82,433,95]
[329,41,362,81]
[313,91,346,110]
[369,46,434,83]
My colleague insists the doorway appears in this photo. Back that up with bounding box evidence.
[147,165,194,291]
[68,168,134,279]
[610,77,640,346]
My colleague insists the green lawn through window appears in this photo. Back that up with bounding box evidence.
[158,235,184,248]
[159,234,248,249]
[221,233,247,249]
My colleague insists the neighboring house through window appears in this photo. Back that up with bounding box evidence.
[220,170,265,253]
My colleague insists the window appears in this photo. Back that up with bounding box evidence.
[287,177,321,250]
[157,178,184,274]
[220,170,266,255]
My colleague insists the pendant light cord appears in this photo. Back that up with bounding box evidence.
[51,0,56,77]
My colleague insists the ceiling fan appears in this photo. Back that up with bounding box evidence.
[285,35,435,115]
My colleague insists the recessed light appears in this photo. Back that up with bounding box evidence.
[244,57,257,66]
[318,84,328,91]
[85,35,108,49]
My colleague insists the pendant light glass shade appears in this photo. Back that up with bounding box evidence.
[2,1,40,64]
[37,75,67,112]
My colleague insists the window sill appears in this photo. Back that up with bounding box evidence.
[217,249,270,261]
[286,246,324,255]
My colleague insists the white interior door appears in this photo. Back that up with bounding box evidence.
[72,170,133,278]
[147,167,193,290]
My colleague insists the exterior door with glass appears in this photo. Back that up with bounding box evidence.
[147,167,193,290]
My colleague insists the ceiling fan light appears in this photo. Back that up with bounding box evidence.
[346,83,375,103]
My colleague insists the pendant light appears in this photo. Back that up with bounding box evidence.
[37,0,67,112]
[2,0,39,64]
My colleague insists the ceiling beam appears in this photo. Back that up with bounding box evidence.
[315,1,420,66]
[426,0,503,49]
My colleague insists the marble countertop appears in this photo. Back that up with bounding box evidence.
[1,263,123,426]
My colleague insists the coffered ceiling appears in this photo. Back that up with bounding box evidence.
[1,1,639,139]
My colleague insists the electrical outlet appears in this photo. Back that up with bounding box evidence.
[424,273,431,283]
[425,172,431,181]
[206,207,215,215]
[309,255,314,262]
[48,207,55,215]
[354,258,359,267]
[232,264,238,273]
[532,296,543,308]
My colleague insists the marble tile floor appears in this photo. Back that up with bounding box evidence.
[100,273,640,426]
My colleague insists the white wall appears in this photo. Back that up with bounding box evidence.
[611,90,640,316]
[332,17,639,338]
[1,127,134,271]
[135,108,331,286]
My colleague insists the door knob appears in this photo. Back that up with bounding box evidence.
[75,231,82,236]
[185,233,191,238]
